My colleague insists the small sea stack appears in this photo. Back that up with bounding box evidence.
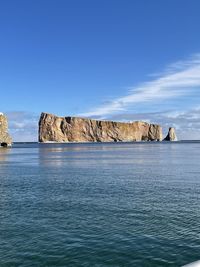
[164,127,177,141]
[0,113,12,147]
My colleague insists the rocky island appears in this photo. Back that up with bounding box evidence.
[39,112,165,143]
[164,127,177,141]
[0,113,12,147]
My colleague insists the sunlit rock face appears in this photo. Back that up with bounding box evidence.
[0,113,12,146]
[39,112,163,143]
[164,127,177,141]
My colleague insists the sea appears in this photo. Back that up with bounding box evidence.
[0,142,200,267]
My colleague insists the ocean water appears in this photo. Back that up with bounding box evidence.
[0,142,200,267]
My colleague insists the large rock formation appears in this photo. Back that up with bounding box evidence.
[0,113,12,146]
[164,127,177,141]
[39,112,163,143]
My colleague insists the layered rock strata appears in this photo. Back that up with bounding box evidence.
[39,112,163,143]
[0,113,12,146]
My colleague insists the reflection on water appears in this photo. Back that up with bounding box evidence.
[0,147,10,162]
[38,142,181,167]
[0,142,200,267]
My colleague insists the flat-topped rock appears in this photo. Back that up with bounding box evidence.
[39,112,163,143]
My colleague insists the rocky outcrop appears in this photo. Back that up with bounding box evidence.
[0,113,12,146]
[164,127,177,141]
[39,112,163,143]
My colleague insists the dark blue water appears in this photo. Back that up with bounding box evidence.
[0,142,200,267]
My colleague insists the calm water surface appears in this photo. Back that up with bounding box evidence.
[0,142,200,267]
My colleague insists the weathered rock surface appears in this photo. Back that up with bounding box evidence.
[164,127,177,141]
[39,112,163,143]
[0,113,12,146]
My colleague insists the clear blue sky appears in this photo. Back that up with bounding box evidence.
[1,0,200,140]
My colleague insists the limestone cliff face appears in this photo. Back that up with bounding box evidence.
[0,113,12,146]
[39,112,163,143]
[164,127,177,141]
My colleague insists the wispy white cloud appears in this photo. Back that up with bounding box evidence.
[80,54,200,118]
[108,107,200,140]
[4,55,200,141]
[6,111,38,142]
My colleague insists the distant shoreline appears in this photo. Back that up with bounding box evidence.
[12,140,200,144]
